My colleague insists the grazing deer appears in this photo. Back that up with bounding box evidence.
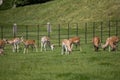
[41,36,54,52]
[0,49,4,55]
[61,39,72,55]
[69,36,82,51]
[7,38,21,52]
[0,39,7,49]
[21,37,38,53]
[102,36,119,52]
[92,36,100,51]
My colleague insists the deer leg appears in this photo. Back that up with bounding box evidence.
[41,42,43,52]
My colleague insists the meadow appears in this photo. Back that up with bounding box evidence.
[0,0,120,80]
[0,43,120,80]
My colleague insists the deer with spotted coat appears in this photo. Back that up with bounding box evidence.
[102,36,119,52]
[7,38,21,52]
[21,37,38,53]
[69,36,82,51]
[41,36,54,52]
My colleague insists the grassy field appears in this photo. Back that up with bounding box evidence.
[0,44,120,80]
[0,0,120,80]
[0,0,120,24]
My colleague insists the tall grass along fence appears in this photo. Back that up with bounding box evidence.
[0,20,120,47]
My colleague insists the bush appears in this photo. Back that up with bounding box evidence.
[0,0,15,10]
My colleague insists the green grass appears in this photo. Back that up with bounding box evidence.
[0,0,120,80]
[0,0,120,24]
[0,44,120,80]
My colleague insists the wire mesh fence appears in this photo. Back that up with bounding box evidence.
[0,20,120,47]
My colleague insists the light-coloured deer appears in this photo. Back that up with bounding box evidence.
[61,39,72,55]
[92,36,100,51]
[102,36,119,52]
[41,36,54,52]
[0,49,4,55]
[7,38,21,52]
[21,37,38,53]
[69,36,82,51]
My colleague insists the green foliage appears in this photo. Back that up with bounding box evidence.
[15,0,29,7]
[0,0,15,10]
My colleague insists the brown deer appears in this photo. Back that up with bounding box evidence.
[7,38,21,52]
[61,39,72,55]
[69,36,82,51]
[102,36,119,51]
[0,39,7,49]
[21,37,38,53]
[92,36,100,51]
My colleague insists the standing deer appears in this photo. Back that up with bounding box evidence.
[61,39,72,55]
[41,36,54,51]
[0,49,4,55]
[7,38,21,52]
[92,36,100,51]
[21,37,38,53]
[69,36,82,51]
[102,36,119,52]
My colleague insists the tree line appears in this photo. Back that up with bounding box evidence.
[15,0,52,7]
[0,0,52,10]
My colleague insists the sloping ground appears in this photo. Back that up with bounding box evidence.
[0,0,120,25]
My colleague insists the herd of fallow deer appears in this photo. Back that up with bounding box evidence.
[0,35,119,55]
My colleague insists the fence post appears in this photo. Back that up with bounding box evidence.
[68,23,70,39]
[100,22,103,43]
[0,26,3,39]
[26,25,28,39]
[108,20,111,37]
[47,22,51,37]
[13,23,17,38]
[115,20,118,36]
[76,23,78,36]
[93,22,95,38]
[58,24,61,47]
[85,23,87,44]
[37,25,40,47]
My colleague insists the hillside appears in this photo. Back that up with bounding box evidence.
[0,0,120,25]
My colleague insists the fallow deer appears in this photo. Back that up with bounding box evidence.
[0,49,4,55]
[69,36,82,51]
[41,36,54,52]
[61,39,72,55]
[0,39,7,49]
[7,38,21,52]
[21,37,38,53]
[92,36,100,51]
[102,36,119,51]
